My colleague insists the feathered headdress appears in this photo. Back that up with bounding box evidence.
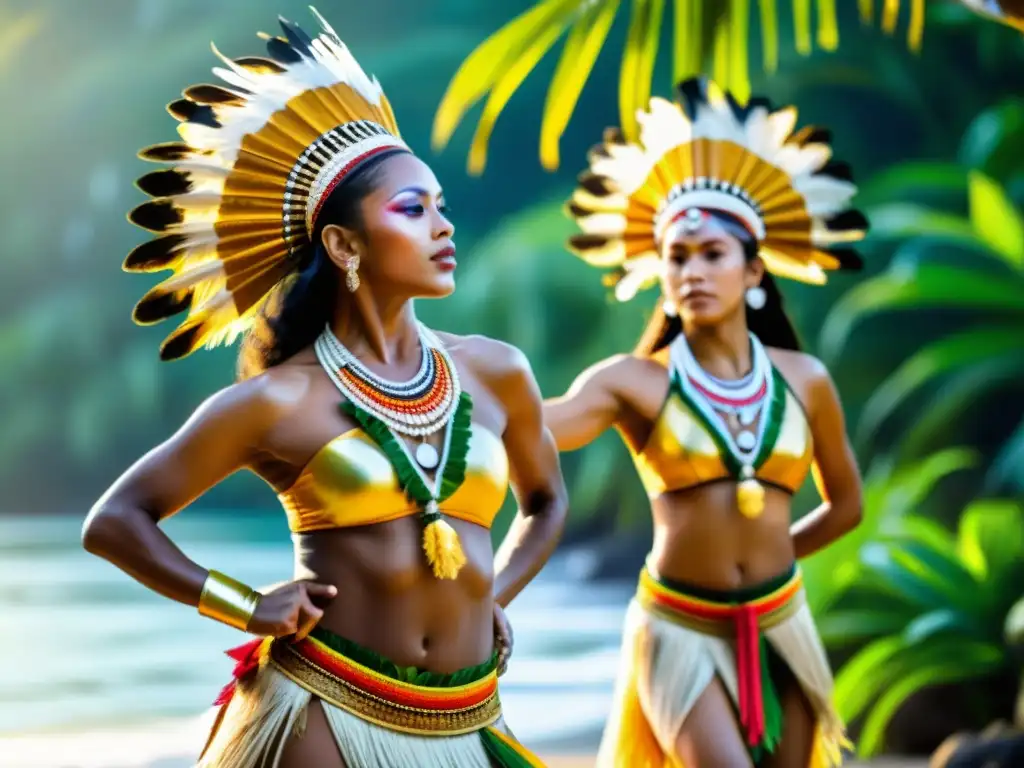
[126,8,409,361]
[567,77,867,302]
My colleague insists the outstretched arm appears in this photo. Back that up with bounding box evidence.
[485,344,569,608]
[543,354,629,452]
[82,373,335,638]
[790,364,863,558]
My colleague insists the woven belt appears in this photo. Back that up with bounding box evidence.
[270,636,502,736]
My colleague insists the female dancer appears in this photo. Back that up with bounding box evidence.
[82,10,566,768]
[545,78,867,767]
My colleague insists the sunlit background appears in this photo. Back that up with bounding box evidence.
[1,1,1023,766]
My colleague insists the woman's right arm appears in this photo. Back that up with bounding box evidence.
[82,374,335,638]
[543,355,629,452]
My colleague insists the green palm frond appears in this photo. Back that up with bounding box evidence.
[824,499,1024,755]
[433,0,928,174]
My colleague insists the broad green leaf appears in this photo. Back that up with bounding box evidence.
[833,635,909,722]
[957,500,1024,581]
[897,353,1024,459]
[466,0,583,174]
[820,264,1024,361]
[619,0,666,141]
[874,449,977,521]
[985,417,1024,494]
[859,542,964,610]
[855,327,1024,444]
[866,203,978,243]
[968,170,1024,268]
[539,0,620,170]
[959,100,1024,180]
[858,650,1005,756]
[856,162,970,208]
[432,0,579,153]
[902,609,972,645]
[817,609,915,648]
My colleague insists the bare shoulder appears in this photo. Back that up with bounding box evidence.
[765,347,837,413]
[436,332,530,379]
[195,359,318,435]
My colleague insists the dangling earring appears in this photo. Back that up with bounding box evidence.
[661,299,678,318]
[344,254,360,293]
[745,285,766,310]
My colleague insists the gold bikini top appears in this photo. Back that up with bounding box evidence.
[629,366,814,499]
[279,424,510,533]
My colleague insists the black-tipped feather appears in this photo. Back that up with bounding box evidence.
[264,35,302,64]
[159,324,202,361]
[675,77,707,120]
[602,127,626,145]
[133,288,194,325]
[135,170,194,197]
[139,143,212,162]
[826,247,864,271]
[569,233,612,250]
[278,17,316,58]
[578,171,616,196]
[129,200,183,232]
[184,84,246,105]
[790,126,831,146]
[123,234,189,272]
[167,99,221,127]
[234,56,286,74]
[820,160,853,182]
[827,209,869,233]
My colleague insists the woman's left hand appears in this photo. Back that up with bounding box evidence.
[494,602,514,676]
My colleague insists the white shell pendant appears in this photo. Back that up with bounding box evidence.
[415,441,440,470]
[738,405,759,427]
[736,430,757,452]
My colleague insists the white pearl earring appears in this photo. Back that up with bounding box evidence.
[745,285,766,310]
[662,300,678,318]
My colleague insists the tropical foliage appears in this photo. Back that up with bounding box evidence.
[820,118,1024,495]
[819,499,1024,756]
[428,0,1024,174]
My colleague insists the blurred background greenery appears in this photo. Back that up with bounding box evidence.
[1,0,1023,759]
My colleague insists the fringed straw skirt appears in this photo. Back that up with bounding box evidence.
[198,628,544,768]
[596,563,850,768]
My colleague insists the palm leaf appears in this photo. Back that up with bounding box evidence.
[433,0,929,171]
[958,99,1024,182]
[957,500,1024,582]
[985,417,1024,494]
[854,162,970,208]
[540,0,621,170]
[897,353,1024,459]
[863,203,978,243]
[820,264,1024,361]
[857,644,1006,756]
[431,0,582,163]
[855,327,1024,445]
[859,541,974,611]
[620,0,666,140]
[817,608,915,647]
[465,2,585,175]
[833,635,910,723]
[968,170,1024,268]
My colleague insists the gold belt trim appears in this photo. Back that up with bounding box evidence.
[269,640,502,736]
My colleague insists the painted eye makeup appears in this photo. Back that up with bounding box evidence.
[387,201,425,216]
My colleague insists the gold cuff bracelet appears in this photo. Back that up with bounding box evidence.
[198,570,260,631]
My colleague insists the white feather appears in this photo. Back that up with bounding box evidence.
[614,255,661,301]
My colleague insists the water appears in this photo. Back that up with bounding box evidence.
[0,513,632,765]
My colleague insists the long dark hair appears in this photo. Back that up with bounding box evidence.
[236,151,404,380]
[634,209,801,356]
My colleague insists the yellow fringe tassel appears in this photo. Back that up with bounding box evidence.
[423,518,466,580]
